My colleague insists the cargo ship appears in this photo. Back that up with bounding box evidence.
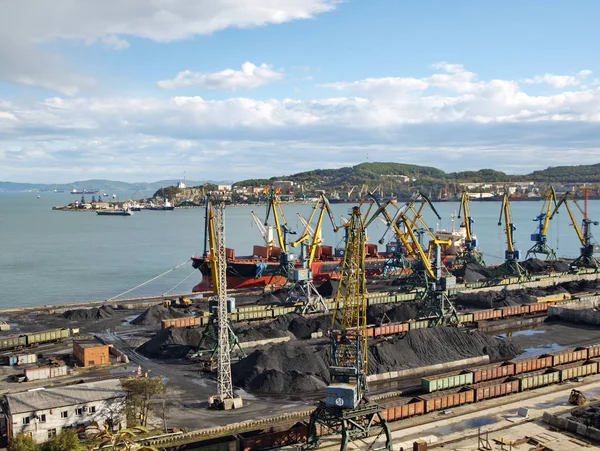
[191,243,393,291]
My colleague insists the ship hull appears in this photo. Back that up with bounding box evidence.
[191,256,390,291]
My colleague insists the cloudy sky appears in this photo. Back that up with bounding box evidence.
[1,1,599,183]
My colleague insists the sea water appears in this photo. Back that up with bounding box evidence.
[0,191,598,308]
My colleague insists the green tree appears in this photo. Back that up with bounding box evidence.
[41,430,80,451]
[120,376,165,427]
[8,433,39,451]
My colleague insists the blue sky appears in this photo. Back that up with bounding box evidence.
[1,0,599,183]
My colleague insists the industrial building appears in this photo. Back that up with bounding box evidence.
[73,339,109,367]
[2,379,126,443]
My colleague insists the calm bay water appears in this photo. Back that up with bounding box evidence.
[1,191,599,309]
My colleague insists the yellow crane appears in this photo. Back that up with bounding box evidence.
[287,195,338,312]
[550,190,599,268]
[456,192,485,265]
[526,187,558,260]
[498,193,526,277]
[305,206,392,451]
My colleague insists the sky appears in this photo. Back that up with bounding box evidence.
[1,1,600,183]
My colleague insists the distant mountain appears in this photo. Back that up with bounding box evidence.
[0,179,232,192]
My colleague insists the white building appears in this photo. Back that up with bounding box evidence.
[3,379,126,443]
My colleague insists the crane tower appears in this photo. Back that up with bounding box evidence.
[208,200,243,410]
[305,207,392,451]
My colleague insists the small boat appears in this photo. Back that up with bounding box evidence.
[96,208,133,216]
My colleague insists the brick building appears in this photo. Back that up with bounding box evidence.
[73,340,109,367]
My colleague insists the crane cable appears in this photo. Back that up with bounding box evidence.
[106,260,191,301]
[163,269,198,295]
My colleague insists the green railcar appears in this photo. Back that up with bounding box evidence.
[0,335,27,351]
[421,371,474,393]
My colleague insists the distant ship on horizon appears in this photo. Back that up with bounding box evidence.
[71,188,100,195]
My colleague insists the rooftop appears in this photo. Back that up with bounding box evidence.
[5,379,125,414]
[74,339,107,349]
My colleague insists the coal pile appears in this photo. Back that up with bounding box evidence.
[61,305,114,321]
[254,289,289,305]
[130,305,189,327]
[571,405,600,429]
[317,279,340,298]
[452,262,495,283]
[369,328,522,374]
[232,341,330,393]
[367,303,419,325]
[287,313,339,340]
[137,327,202,359]
[232,327,522,394]
[521,258,570,274]
[456,284,573,309]
[234,321,294,342]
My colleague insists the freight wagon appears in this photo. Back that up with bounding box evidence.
[511,354,553,374]
[469,377,519,402]
[25,328,70,346]
[418,387,475,413]
[587,344,600,359]
[24,364,68,381]
[555,360,599,382]
[0,335,27,352]
[161,317,202,329]
[514,369,560,391]
[469,361,515,383]
[549,347,589,366]
[238,422,307,451]
[382,399,425,421]
[421,370,474,393]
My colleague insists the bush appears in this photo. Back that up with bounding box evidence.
[8,433,39,451]
[41,430,80,451]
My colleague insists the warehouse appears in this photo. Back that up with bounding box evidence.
[2,379,126,443]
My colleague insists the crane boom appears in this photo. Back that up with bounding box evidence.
[498,193,516,254]
[550,192,586,245]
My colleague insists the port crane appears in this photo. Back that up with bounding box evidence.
[287,195,339,313]
[305,207,392,451]
[456,192,485,265]
[497,193,527,277]
[550,190,600,268]
[526,187,558,260]
[193,198,246,378]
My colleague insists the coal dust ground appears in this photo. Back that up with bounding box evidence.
[232,327,523,394]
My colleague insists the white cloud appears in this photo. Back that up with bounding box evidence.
[157,62,282,90]
[0,1,338,93]
[101,35,130,50]
[523,69,592,88]
[2,63,600,182]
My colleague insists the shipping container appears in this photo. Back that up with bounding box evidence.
[511,354,553,374]
[239,422,307,451]
[550,347,589,366]
[470,361,515,383]
[469,377,519,402]
[382,399,424,421]
[515,369,560,391]
[25,366,50,381]
[49,365,68,378]
[586,343,600,359]
[421,370,474,393]
[556,360,599,382]
[17,353,38,365]
[418,387,475,413]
